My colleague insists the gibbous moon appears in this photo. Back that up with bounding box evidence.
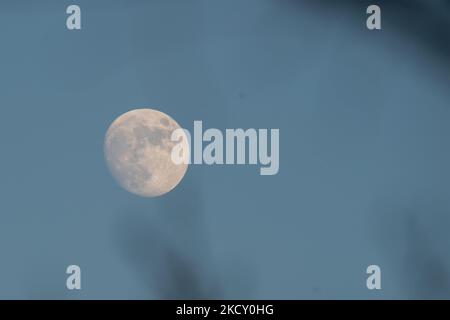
[104,109,189,197]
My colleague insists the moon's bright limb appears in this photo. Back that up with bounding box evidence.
[104,108,189,197]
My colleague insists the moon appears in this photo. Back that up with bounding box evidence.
[104,108,189,197]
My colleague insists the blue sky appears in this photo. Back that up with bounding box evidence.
[0,0,449,299]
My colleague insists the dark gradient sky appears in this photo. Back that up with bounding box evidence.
[0,0,449,299]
